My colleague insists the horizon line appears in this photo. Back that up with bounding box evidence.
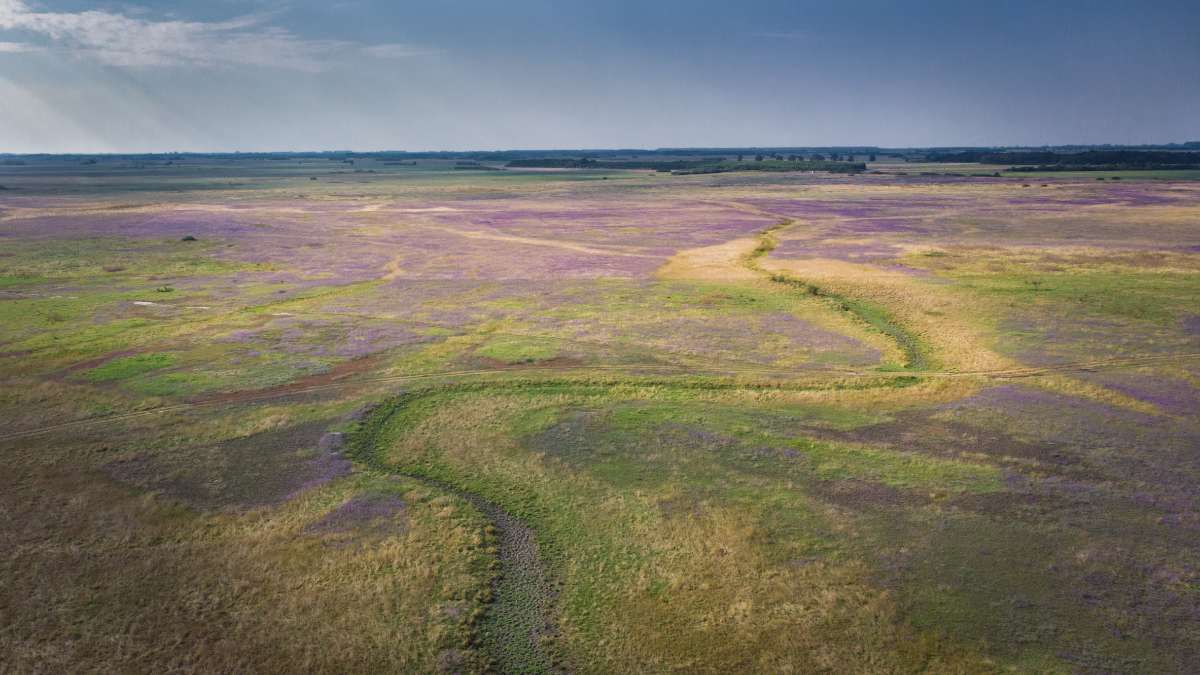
[3,142,1199,157]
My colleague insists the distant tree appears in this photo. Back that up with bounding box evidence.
[737,154,744,162]
[868,154,877,162]
[755,154,764,162]
[811,154,825,161]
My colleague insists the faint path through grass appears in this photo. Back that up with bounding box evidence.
[414,223,660,259]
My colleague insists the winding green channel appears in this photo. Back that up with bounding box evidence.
[344,377,922,672]
[743,219,931,371]
[349,393,562,674]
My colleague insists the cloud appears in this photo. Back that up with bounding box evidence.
[0,0,430,71]
[0,40,37,52]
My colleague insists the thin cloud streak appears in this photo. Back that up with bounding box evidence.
[0,39,35,52]
[362,43,440,59]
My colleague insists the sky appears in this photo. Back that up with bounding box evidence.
[1,0,1198,152]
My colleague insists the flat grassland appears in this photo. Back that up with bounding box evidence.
[2,157,1198,673]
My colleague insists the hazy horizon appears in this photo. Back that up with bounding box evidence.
[5,142,1200,156]
[3,0,1198,153]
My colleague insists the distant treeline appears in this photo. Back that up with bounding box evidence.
[672,160,866,175]
[506,158,866,174]
[410,148,880,162]
[925,150,1200,170]
[505,158,693,170]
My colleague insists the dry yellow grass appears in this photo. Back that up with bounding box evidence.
[655,236,763,282]
[0,468,492,674]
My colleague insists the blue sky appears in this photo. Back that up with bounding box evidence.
[1,0,1197,152]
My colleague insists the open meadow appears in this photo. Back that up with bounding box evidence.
[2,157,1198,673]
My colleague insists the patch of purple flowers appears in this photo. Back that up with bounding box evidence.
[304,493,408,538]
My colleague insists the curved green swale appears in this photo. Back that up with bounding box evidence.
[350,391,563,674]
[743,218,932,371]
[346,375,1008,672]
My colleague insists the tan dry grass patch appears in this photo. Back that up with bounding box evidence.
[655,236,763,282]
